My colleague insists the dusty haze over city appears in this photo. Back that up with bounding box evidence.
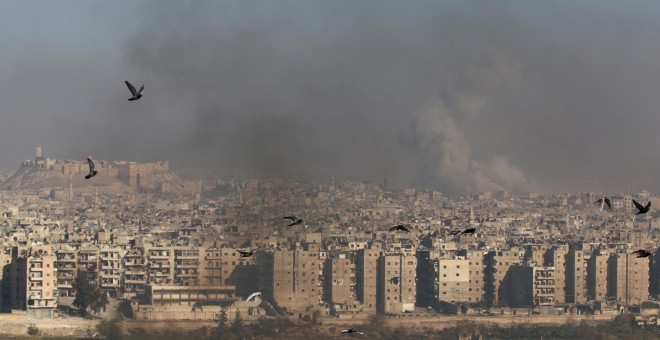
[2,1,660,193]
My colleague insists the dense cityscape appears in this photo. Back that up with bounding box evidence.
[5,3,660,338]
[0,148,658,338]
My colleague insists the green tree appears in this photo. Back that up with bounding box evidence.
[218,308,228,328]
[73,270,108,316]
[97,320,122,340]
[231,309,244,334]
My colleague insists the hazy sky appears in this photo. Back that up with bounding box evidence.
[3,1,660,194]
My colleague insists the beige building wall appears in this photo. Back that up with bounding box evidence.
[467,251,485,303]
[566,249,588,303]
[25,246,58,319]
[608,253,649,305]
[587,251,609,301]
[378,254,416,314]
[328,254,356,304]
[491,250,523,306]
[99,247,122,298]
[273,244,324,315]
[437,258,470,302]
[533,266,555,306]
[356,248,379,313]
[55,246,77,297]
[551,247,567,304]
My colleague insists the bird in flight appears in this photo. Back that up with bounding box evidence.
[84,157,98,179]
[125,80,145,101]
[389,224,410,232]
[341,329,364,335]
[234,248,259,258]
[461,227,476,235]
[284,215,303,226]
[595,197,612,211]
[632,249,652,258]
[245,292,262,302]
[632,200,651,214]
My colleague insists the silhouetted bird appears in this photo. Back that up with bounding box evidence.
[595,197,612,211]
[461,228,476,235]
[246,292,262,302]
[284,215,303,226]
[84,157,98,179]
[632,249,652,258]
[633,200,651,214]
[389,224,410,232]
[341,329,364,335]
[125,80,144,101]
[234,248,258,258]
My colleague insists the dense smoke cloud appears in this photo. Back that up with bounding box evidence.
[112,1,536,194]
[3,1,660,194]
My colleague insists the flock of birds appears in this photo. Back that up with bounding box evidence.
[595,196,653,258]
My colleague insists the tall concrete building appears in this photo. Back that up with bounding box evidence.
[587,250,610,302]
[651,248,660,299]
[565,249,588,303]
[550,247,567,304]
[273,244,325,317]
[146,247,173,285]
[173,248,201,286]
[437,258,470,302]
[325,252,358,314]
[24,246,58,318]
[377,254,416,314]
[466,251,485,303]
[485,249,524,306]
[99,247,122,298]
[608,253,649,305]
[356,248,379,314]
[500,265,533,308]
[123,247,146,298]
[501,265,555,308]
[54,246,77,297]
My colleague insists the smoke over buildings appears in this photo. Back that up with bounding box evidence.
[3,2,660,194]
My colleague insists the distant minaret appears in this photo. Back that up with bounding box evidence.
[68,174,73,201]
[35,145,42,159]
[468,206,475,225]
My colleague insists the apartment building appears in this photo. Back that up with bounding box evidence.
[378,254,416,314]
[326,252,357,309]
[437,258,470,302]
[356,247,379,314]
[123,247,146,298]
[146,247,173,285]
[587,250,610,301]
[273,243,325,317]
[466,250,485,303]
[25,246,58,318]
[566,249,588,303]
[608,252,649,305]
[173,247,201,286]
[99,247,122,298]
[55,246,77,297]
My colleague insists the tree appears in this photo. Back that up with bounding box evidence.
[218,308,228,328]
[97,320,122,340]
[231,309,244,334]
[73,270,108,316]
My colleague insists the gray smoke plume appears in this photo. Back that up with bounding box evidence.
[5,1,660,194]
[106,1,535,194]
